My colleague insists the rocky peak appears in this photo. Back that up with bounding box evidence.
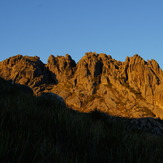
[77,52,103,77]
[147,59,163,78]
[1,53,163,119]
[128,54,146,63]
[56,53,163,119]
[123,55,161,103]
[73,52,104,95]
[0,55,52,95]
[46,54,76,83]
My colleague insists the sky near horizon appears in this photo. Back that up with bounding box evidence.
[0,0,163,67]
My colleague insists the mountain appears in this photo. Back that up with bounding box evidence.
[1,52,163,119]
[0,53,163,162]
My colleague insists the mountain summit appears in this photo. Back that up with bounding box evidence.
[1,52,163,119]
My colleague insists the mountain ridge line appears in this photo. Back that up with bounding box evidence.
[0,52,163,119]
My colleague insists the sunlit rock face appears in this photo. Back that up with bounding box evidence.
[0,55,53,95]
[46,54,76,83]
[1,52,163,119]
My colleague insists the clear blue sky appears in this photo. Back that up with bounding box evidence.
[0,0,163,68]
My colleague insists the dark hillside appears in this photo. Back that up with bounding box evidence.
[0,78,163,162]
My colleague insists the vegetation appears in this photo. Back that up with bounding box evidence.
[0,78,163,163]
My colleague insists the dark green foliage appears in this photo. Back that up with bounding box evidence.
[0,78,163,163]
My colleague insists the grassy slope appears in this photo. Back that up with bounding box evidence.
[0,78,163,163]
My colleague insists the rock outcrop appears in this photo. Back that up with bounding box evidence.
[1,53,163,119]
[48,53,163,119]
[0,55,54,95]
[46,54,76,83]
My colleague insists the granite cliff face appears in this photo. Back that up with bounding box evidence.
[1,53,163,119]
[0,55,55,95]
[46,54,76,83]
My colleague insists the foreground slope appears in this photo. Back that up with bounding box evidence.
[1,53,163,118]
[0,77,163,163]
